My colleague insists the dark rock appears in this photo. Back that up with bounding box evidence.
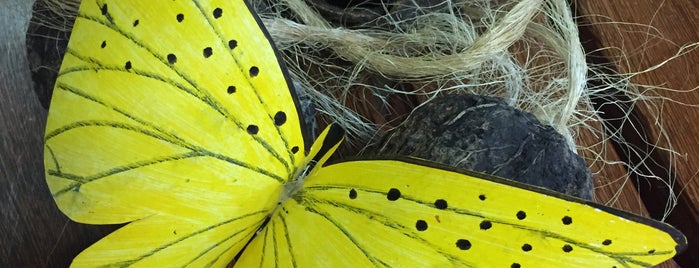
[25,0,72,109]
[374,93,593,199]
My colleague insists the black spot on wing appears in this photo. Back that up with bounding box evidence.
[249,66,259,77]
[562,216,572,225]
[247,125,259,135]
[203,47,213,58]
[97,3,114,29]
[167,53,177,64]
[562,244,573,253]
[434,199,447,209]
[64,7,299,182]
[415,220,428,231]
[516,210,526,220]
[301,174,670,268]
[386,188,401,201]
[213,7,223,18]
[455,239,471,250]
[479,220,492,230]
[348,189,357,199]
[274,112,287,126]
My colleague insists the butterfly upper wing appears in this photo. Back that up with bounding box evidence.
[238,158,686,267]
[43,0,307,266]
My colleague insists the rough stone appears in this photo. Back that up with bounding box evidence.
[374,93,593,199]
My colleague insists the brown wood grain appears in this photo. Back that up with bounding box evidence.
[578,122,677,268]
[577,0,699,266]
[1,1,119,266]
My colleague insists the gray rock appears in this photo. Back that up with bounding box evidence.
[375,93,593,199]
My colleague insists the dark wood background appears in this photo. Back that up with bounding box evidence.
[576,1,699,267]
[1,0,697,267]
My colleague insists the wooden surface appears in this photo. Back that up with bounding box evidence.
[577,0,699,266]
[1,0,697,266]
[1,0,51,265]
[1,1,117,266]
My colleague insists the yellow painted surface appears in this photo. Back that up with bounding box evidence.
[44,0,684,267]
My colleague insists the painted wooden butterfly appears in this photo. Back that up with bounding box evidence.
[44,0,686,267]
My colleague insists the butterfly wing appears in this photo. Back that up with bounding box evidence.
[238,158,686,267]
[43,0,307,266]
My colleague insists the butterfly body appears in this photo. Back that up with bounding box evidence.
[44,0,685,267]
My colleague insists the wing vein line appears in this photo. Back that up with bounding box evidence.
[301,195,468,266]
[304,185,662,266]
[50,82,282,182]
[110,210,269,267]
[45,119,189,148]
[48,151,206,196]
[277,214,298,268]
[297,204,393,267]
[47,84,284,189]
[49,148,284,197]
[73,11,292,173]
[183,217,268,267]
[191,0,297,174]
[50,82,189,145]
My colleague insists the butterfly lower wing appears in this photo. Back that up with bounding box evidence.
[44,0,306,266]
[241,159,685,267]
[71,211,267,267]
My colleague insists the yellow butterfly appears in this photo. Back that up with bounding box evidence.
[44,0,686,267]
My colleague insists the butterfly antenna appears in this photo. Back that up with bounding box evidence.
[305,123,346,173]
